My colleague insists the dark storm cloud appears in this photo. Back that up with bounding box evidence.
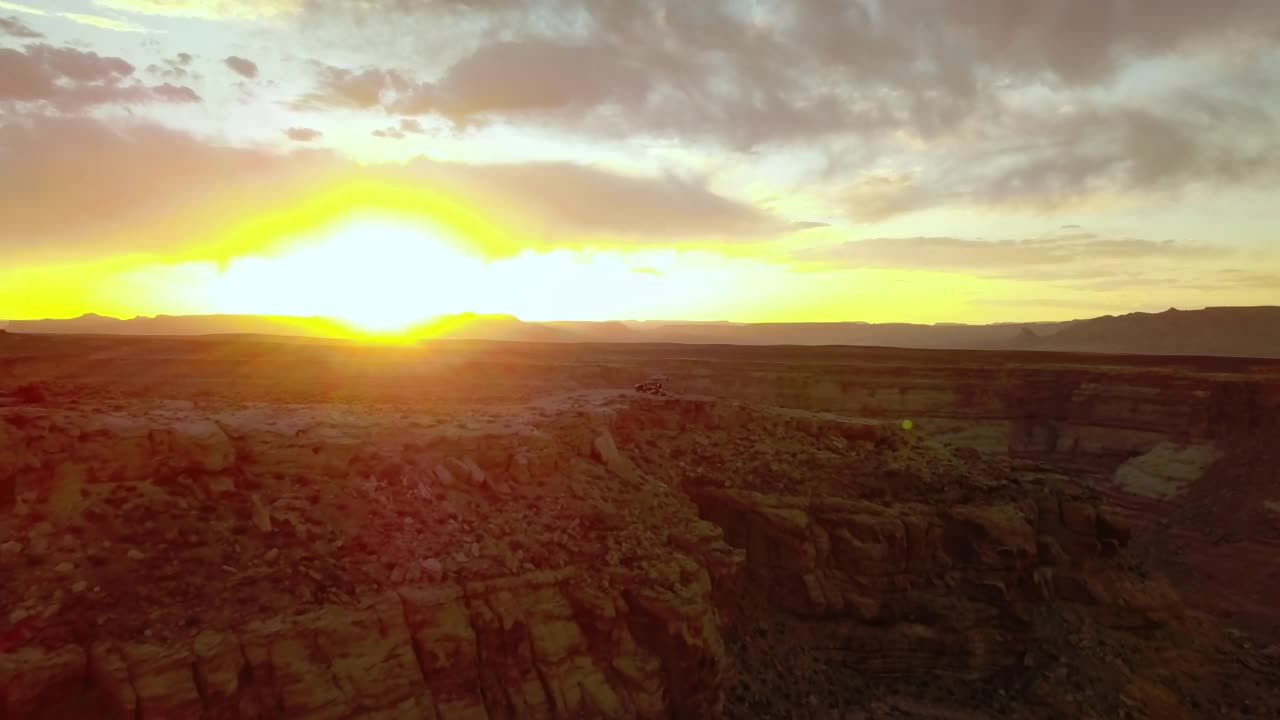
[224,55,258,79]
[0,43,200,111]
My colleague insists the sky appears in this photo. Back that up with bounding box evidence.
[1,0,1278,330]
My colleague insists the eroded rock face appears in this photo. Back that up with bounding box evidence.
[614,401,1167,632]
[2,386,1277,720]
[0,398,746,720]
[645,359,1280,477]
[2,567,730,720]
[604,396,1278,718]
[686,487,1183,670]
[620,364,1280,645]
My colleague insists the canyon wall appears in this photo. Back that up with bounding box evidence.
[628,363,1280,467]
[7,394,1265,719]
[2,566,730,720]
[0,400,746,720]
[3,337,1279,718]
[625,363,1280,635]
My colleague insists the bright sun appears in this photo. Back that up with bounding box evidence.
[206,216,483,333]
[193,203,734,331]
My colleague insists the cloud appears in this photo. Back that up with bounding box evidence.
[388,39,649,121]
[0,1,45,16]
[292,1,1280,146]
[371,118,428,139]
[295,64,408,110]
[147,53,196,80]
[977,104,1279,204]
[1205,269,1280,290]
[841,171,939,222]
[284,126,322,141]
[390,160,798,241]
[1,114,803,264]
[1068,274,1185,292]
[0,43,199,110]
[301,38,884,148]
[0,114,335,261]
[93,0,298,20]
[224,55,258,79]
[792,235,1226,272]
[151,82,201,102]
[23,43,134,82]
[284,0,1280,216]
[56,12,147,32]
[787,231,1261,298]
[1,2,150,32]
[973,297,1130,312]
[837,99,1280,220]
[0,14,41,37]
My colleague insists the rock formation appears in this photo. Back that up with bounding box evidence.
[2,334,1278,718]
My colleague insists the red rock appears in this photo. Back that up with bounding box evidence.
[0,645,87,718]
[1060,501,1098,534]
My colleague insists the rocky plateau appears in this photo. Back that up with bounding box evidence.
[1,332,1278,719]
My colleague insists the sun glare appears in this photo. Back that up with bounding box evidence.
[205,216,483,333]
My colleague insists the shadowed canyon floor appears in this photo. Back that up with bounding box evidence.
[1,333,1279,719]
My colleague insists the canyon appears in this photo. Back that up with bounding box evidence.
[1,332,1278,719]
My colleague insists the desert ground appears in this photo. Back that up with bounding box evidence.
[2,331,1279,719]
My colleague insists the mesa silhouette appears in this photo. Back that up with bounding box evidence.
[7,306,1280,358]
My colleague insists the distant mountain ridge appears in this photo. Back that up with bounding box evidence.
[1009,306,1280,358]
[4,306,1280,358]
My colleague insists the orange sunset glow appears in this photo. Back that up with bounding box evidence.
[2,0,1279,330]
